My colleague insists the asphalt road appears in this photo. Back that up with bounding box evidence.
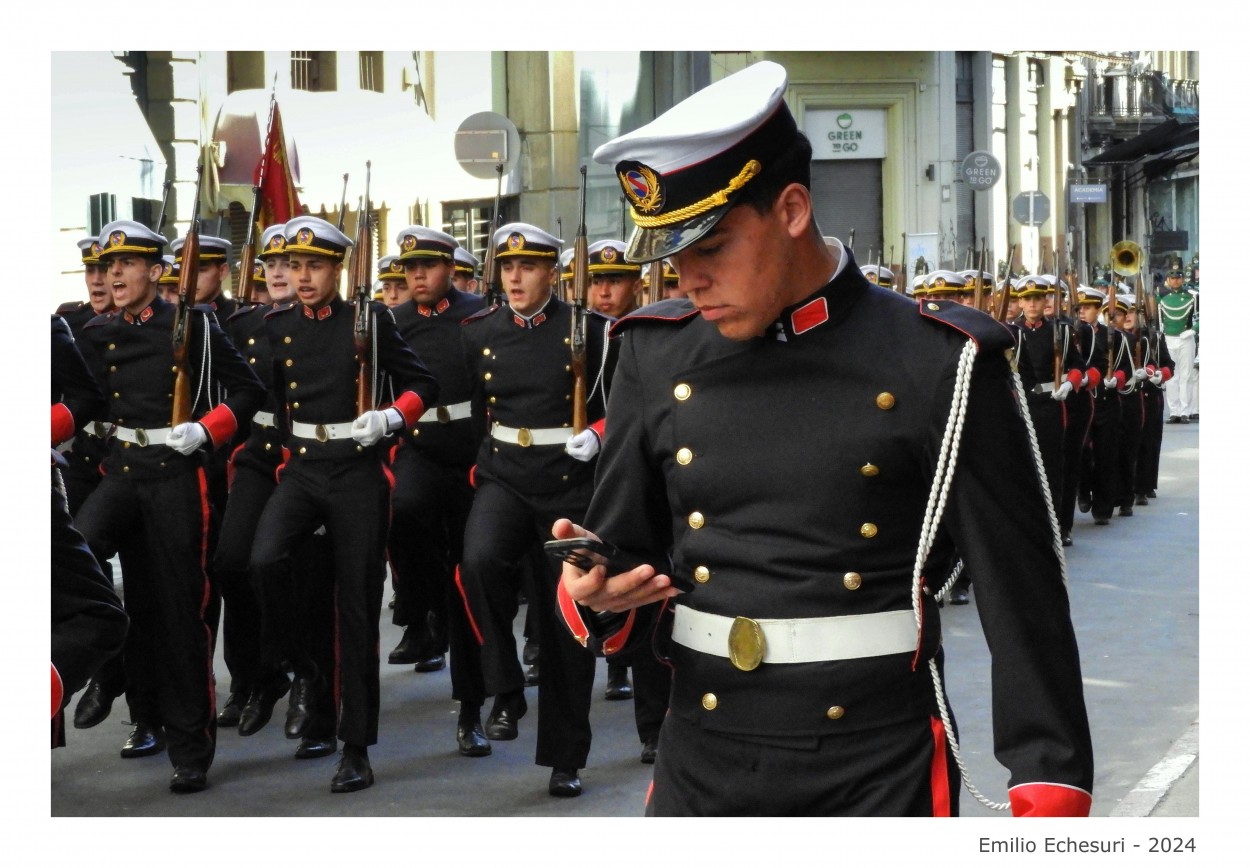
[45,419,1204,859]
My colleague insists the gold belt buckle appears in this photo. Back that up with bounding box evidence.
[314,424,329,443]
[728,616,766,672]
[517,427,533,447]
[135,428,149,447]
[436,406,451,424]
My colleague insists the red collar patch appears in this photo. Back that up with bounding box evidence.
[791,297,829,335]
[303,305,334,321]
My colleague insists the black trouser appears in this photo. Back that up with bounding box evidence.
[647,711,959,816]
[1059,392,1093,535]
[251,457,390,747]
[1025,394,1065,514]
[616,641,673,744]
[1117,391,1145,509]
[458,477,596,769]
[75,467,219,772]
[1081,391,1122,521]
[389,446,484,703]
[1137,386,1165,495]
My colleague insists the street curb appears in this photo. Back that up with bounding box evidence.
[1109,719,1199,817]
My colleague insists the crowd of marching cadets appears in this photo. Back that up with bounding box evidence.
[49,213,683,797]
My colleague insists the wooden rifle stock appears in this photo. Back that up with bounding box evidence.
[353,164,374,414]
[483,164,505,308]
[171,165,205,426]
[570,166,590,434]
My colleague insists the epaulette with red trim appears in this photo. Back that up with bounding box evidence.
[609,297,698,337]
[459,303,500,327]
[916,298,1014,354]
[225,302,267,324]
[55,300,85,316]
[82,311,119,329]
[262,301,300,320]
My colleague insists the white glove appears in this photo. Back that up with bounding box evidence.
[565,428,601,462]
[1051,381,1073,401]
[1133,368,1149,382]
[166,422,208,455]
[1149,370,1163,386]
[349,407,405,445]
[1080,372,1089,388]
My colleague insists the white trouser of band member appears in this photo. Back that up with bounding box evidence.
[671,605,918,663]
[490,421,571,447]
[113,425,174,446]
[419,401,472,423]
[289,420,356,441]
[252,411,276,428]
[1030,383,1056,395]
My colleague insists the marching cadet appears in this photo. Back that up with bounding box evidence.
[587,238,643,320]
[859,263,893,288]
[452,246,481,295]
[383,225,491,757]
[157,256,180,303]
[243,258,271,306]
[655,258,684,299]
[457,222,616,797]
[1133,304,1174,503]
[1075,286,1133,526]
[248,216,439,793]
[1159,266,1198,423]
[1010,275,1085,512]
[1055,283,1098,547]
[554,60,1092,816]
[377,255,412,308]
[1108,294,1150,517]
[60,237,128,730]
[74,219,266,793]
[955,269,994,311]
[172,234,237,319]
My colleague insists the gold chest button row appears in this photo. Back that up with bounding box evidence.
[701,693,718,711]
[876,392,895,410]
[843,572,862,590]
[675,447,693,465]
[688,511,705,529]
[674,383,692,401]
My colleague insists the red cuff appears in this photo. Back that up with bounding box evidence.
[557,581,592,648]
[1009,783,1092,817]
[51,662,63,718]
[589,417,606,439]
[198,404,238,448]
[1065,368,1083,389]
[1084,368,1102,389]
[468,464,478,489]
[1109,372,1125,390]
[1161,366,1172,382]
[391,391,426,427]
[601,608,637,655]
[51,403,74,446]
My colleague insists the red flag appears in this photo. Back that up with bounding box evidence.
[254,102,302,228]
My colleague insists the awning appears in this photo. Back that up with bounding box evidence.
[211,89,519,217]
[1085,118,1199,166]
[51,52,168,219]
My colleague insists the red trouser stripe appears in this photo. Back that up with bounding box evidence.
[196,468,217,720]
[929,716,951,817]
[453,566,484,645]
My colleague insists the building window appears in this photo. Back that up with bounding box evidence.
[443,198,515,263]
[227,52,265,93]
[359,51,383,93]
[89,193,117,236]
[292,52,337,92]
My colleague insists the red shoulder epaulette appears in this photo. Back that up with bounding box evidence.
[263,301,299,319]
[609,298,699,338]
[460,304,499,327]
[55,300,84,316]
[917,298,1014,353]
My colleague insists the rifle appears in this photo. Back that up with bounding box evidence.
[483,163,505,308]
[847,228,855,254]
[897,232,907,294]
[352,163,375,415]
[973,239,986,312]
[171,163,205,427]
[570,166,590,435]
[336,174,350,232]
[645,259,664,306]
[995,243,1017,322]
[1132,271,1145,370]
[154,178,174,235]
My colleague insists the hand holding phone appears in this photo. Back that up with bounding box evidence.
[544,537,693,593]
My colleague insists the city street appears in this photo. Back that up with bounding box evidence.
[50,420,1200,825]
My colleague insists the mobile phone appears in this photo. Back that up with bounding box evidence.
[544,537,693,593]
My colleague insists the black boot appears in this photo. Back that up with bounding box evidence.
[456,702,491,757]
[604,663,633,700]
[119,722,164,758]
[238,672,292,736]
[330,743,374,793]
[284,675,314,739]
[72,680,115,729]
[484,691,528,740]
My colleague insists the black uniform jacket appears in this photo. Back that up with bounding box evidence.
[262,296,439,461]
[225,302,287,473]
[78,296,265,478]
[460,294,615,495]
[390,288,486,467]
[566,262,1094,803]
[1010,315,1085,393]
[52,315,104,446]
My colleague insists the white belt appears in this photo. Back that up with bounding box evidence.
[671,605,917,665]
[113,425,173,447]
[289,420,356,442]
[419,401,472,424]
[1030,383,1055,395]
[87,420,114,439]
[252,411,276,428]
[490,421,571,447]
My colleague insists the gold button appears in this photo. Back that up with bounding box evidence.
[565,394,571,401]
[289,382,297,390]
[564,365,571,372]
[285,359,294,367]
[860,523,878,538]
[876,392,895,410]
[109,365,117,373]
[299,446,307,454]
[247,338,256,346]
[688,511,705,529]
[489,396,497,404]
[694,566,711,584]
[674,383,692,401]
[122,465,130,472]
[284,336,292,343]
[482,347,491,356]
[171,366,178,373]
[264,443,272,451]
[927,302,940,311]
[860,463,879,477]
[112,392,120,398]
[292,402,300,409]
[701,693,718,711]
[843,572,862,590]
[249,358,256,364]
[107,343,116,350]
[561,474,569,481]
[676,447,693,465]
[484,372,492,381]
[412,428,420,436]
[826,705,845,720]
[564,337,571,345]
[122,441,130,449]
